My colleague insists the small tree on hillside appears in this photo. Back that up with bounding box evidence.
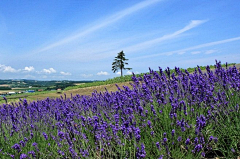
[112,51,132,77]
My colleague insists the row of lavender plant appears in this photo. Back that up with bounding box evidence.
[0,61,239,158]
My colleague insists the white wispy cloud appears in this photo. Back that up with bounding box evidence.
[97,71,109,76]
[137,36,240,59]
[191,51,201,54]
[0,64,19,73]
[38,0,162,52]
[126,71,132,75]
[117,71,139,75]
[81,74,93,78]
[60,71,71,76]
[24,66,35,72]
[177,51,186,55]
[42,68,57,74]
[64,19,207,62]
[124,20,207,53]
[205,49,218,54]
[23,75,36,79]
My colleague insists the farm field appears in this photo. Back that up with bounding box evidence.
[0,61,239,158]
[1,63,239,104]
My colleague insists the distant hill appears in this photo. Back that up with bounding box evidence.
[0,79,94,91]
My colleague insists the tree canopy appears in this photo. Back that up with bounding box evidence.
[112,51,132,77]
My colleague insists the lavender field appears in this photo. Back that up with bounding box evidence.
[0,61,240,158]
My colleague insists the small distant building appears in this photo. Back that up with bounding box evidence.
[27,90,35,93]
[38,89,43,92]
[8,92,16,95]
[57,89,62,94]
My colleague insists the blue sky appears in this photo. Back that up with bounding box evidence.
[0,0,240,80]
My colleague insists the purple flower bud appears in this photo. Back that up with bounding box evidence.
[163,132,166,137]
[209,136,214,142]
[32,142,38,147]
[58,150,65,156]
[28,151,36,157]
[156,142,160,149]
[151,131,154,136]
[12,143,21,152]
[171,129,175,136]
[163,137,167,143]
[185,138,190,145]
[24,137,28,142]
[147,120,151,128]
[20,153,28,159]
[58,131,65,139]
[177,136,182,142]
[42,132,48,140]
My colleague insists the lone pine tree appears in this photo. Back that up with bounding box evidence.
[112,51,132,77]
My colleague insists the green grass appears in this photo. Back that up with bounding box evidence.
[65,62,237,91]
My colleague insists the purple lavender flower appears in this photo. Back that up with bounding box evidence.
[136,143,146,158]
[158,155,164,159]
[193,144,203,153]
[24,137,28,142]
[147,120,151,128]
[163,132,166,137]
[19,140,25,147]
[156,142,160,150]
[149,130,154,136]
[32,142,39,152]
[138,106,143,114]
[42,132,48,140]
[185,138,190,145]
[12,143,21,152]
[194,137,199,145]
[163,137,167,144]
[20,153,28,159]
[3,96,7,103]
[171,129,175,137]
[28,151,36,157]
[58,150,65,156]
[196,115,206,132]
[177,136,182,142]
[69,146,77,157]
[32,142,38,147]
[209,136,214,142]
[58,131,65,140]
[134,127,141,142]
[30,131,34,139]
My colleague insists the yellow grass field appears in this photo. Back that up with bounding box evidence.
[0,82,133,104]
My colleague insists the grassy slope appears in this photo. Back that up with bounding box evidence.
[1,63,239,104]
